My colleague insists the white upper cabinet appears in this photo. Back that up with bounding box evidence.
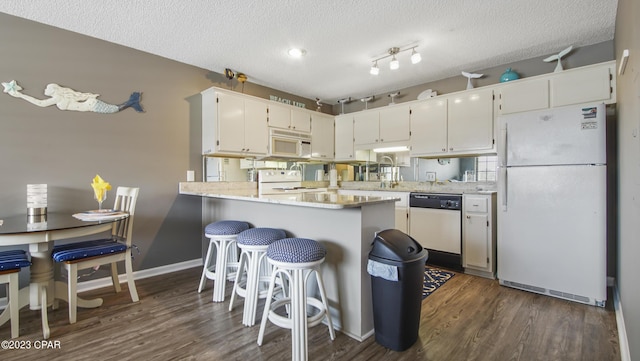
[410,98,448,156]
[550,63,614,107]
[379,105,411,144]
[498,78,549,115]
[291,108,312,132]
[202,88,268,156]
[310,113,334,160]
[410,88,494,157]
[353,109,380,146]
[353,105,410,149]
[334,114,355,161]
[497,61,616,116]
[448,88,495,153]
[268,102,311,132]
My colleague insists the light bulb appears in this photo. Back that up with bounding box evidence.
[411,49,422,64]
[389,56,399,70]
[370,62,380,75]
[288,48,306,58]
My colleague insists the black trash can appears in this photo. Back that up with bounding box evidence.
[368,229,428,351]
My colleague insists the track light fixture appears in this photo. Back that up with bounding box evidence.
[370,46,421,75]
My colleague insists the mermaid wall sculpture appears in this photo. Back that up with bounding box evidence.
[1,80,144,113]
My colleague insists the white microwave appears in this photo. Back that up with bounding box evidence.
[268,128,312,159]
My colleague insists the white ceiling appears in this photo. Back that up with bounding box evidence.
[0,1,618,105]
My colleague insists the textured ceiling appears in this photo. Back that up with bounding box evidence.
[0,1,618,104]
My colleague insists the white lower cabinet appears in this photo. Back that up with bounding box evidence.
[462,193,496,278]
[337,190,408,233]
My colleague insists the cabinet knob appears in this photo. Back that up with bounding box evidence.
[380,138,384,142]
[450,147,454,151]
[442,148,446,152]
[467,215,471,219]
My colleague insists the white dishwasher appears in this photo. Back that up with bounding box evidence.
[409,193,462,270]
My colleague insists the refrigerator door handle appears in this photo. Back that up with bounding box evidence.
[499,167,507,211]
[499,123,507,167]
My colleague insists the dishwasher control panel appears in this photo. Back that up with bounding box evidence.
[409,193,462,210]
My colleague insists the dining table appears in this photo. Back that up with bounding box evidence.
[0,211,128,339]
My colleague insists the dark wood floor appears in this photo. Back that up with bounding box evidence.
[1,267,619,361]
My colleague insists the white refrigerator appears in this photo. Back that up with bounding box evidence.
[497,103,607,307]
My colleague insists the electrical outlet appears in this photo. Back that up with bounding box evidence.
[426,172,436,182]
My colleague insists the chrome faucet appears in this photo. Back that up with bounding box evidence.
[379,155,398,188]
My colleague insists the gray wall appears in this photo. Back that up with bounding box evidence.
[614,0,640,358]
[0,13,321,281]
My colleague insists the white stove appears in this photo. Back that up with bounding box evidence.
[258,170,324,195]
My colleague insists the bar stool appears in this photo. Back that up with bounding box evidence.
[198,220,250,302]
[0,250,31,338]
[257,238,335,361]
[229,227,287,326]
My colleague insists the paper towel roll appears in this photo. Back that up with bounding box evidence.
[329,169,338,188]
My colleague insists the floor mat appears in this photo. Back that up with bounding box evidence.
[423,266,455,299]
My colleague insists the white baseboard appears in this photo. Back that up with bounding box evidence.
[76,258,203,293]
[0,258,203,309]
[613,283,631,361]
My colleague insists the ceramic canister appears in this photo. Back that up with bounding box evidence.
[500,68,520,82]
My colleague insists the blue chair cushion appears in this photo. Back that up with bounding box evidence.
[237,228,286,246]
[0,250,30,271]
[205,220,250,236]
[267,238,326,264]
[52,239,127,262]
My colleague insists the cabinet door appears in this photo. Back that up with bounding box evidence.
[311,113,334,159]
[463,213,489,269]
[334,115,354,160]
[243,98,268,155]
[267,102,291,129]
[291,108,312,132]
[217,92,246,153]
[410,98,448,155]
[499,78,549,115]
[353,110,380,146]
[379,105,410,143]
[448,88,494,153]
[550,65,613,107]
[395,208,408,233]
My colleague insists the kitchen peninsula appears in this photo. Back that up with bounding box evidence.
[179,182,398,341]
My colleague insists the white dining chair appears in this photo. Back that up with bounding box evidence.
[51,186,140,324]
[0,250,31,338]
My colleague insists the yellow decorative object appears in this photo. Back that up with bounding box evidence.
[91,174,112,209]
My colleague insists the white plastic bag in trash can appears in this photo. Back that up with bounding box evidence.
[367,259,398,281]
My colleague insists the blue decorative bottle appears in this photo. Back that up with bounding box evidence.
[500,68,520,82]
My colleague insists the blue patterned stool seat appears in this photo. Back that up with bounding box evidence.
[205,220,250,236]
[0,250,30,271]
[52,239,127,263]
[237,228,286,246]
[267,238,326,264]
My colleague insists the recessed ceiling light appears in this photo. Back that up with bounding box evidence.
[288,48,306,58]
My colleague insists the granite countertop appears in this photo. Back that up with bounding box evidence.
[179,182,399,209]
